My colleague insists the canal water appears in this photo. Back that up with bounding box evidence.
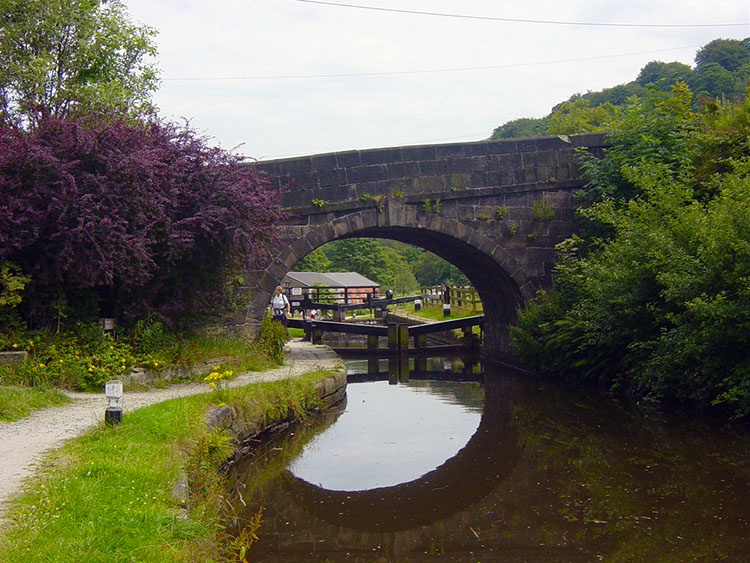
[224,356,749,561]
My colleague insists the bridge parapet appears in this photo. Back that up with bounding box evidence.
[253,132,608,214]
[237,133,610,357]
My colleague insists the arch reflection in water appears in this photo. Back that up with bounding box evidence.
[288,378,483,491]
[225,357,750,561]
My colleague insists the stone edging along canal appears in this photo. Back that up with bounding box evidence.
[0,340,344,519]
[205,370,347,445]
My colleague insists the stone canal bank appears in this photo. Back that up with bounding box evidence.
[0,340,343,518]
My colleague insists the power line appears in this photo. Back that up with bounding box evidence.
[163,45,700,82]
[294,0,749,28]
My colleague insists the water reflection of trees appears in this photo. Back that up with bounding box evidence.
[224,366,749,561]
[507,378,750,560]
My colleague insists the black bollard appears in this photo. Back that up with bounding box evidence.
[105,406,122,425]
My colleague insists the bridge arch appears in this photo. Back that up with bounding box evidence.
[239,133,611,358]
[250,200,534,354]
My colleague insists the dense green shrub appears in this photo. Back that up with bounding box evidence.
[255,314,287,365]
[0,323,137,390]
[511,87,750,419]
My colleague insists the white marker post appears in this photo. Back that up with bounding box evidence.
[104,379,123,425]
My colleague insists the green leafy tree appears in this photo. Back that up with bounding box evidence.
[694,38,750,72]
[545,98,619,135]
[413,252,469,287]
[576,82,647,107]
[636,61,693,90]
[577,82,700,208]
[377,245,415,290]
[323,238,395,287]
[293,247,332,272]
[0,0,158,124]
[320,238,425,291]
[689,62,736,99]
[0,262,28,309]
[392,267,418,294]
[490,117,546,140]
[511,90,750,419]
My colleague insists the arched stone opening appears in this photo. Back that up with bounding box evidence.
[248,200,538,357]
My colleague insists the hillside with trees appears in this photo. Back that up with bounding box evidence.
[491,38,750,139]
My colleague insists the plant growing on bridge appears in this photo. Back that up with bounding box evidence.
[531,199,555,220]
[362,193,385,211]
[495,206,508,220]
[422,199,441,213]
[476,208,492,220]
[311,198,328,208]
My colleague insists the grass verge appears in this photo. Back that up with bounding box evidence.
[287,327,306,339]
[0,386,71,422]
[0,369,336,562]
[395,302,483,321]
[394,303,484,336]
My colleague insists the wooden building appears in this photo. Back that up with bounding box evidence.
[281,272,379,305]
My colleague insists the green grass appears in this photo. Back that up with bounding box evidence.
[287,327,306,339]
[0,369,336,563]
[0,386,71,422]
[394,303,484,336]
[173,333,275,373]
[395,302,483,321]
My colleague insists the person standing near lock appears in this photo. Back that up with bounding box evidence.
[269,285,290,327]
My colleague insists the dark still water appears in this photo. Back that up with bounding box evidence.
[224,358,749,562]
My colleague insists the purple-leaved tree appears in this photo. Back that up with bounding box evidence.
[0,112,283,328]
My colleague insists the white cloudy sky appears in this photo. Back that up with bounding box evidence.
[123,0,749,160]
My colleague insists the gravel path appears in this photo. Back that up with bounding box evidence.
[0,340,341,518]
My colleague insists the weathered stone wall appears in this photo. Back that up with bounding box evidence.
[205,370,347,450]
[236,133,609,357]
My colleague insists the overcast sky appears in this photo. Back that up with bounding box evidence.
[123,0,749,161]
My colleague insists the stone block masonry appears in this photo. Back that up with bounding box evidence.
[243,133,610,358]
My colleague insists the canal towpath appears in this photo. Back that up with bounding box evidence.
[0,340,341,519]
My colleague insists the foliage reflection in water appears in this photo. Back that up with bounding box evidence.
[224,356,750,562]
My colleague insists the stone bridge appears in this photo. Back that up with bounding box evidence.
[240,132,609,358]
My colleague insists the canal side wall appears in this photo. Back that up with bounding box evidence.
[204,370,347,454]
